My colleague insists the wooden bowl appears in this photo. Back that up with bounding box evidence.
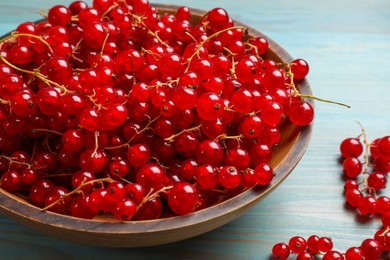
[0,4,313,248]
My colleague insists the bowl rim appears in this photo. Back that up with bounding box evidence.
[0,3,314,244]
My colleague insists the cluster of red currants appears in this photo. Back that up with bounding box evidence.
[0,0,313,221]
[272,234,386,260]
[272,129,390,259]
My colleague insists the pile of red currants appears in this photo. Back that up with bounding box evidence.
[272,128,390,259]
[0,0,313,221]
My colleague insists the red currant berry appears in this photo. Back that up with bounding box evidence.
[307,235,319,253]
[288,236,307,254]
[288,100,314,126]
[340,138,363,158]
[342,157,362,178]
[254,163,274,185]
[377,196,390,214]
[136,163,166,193]
[196,92,224,121]
[0,170,22,192]
[345,247,363,260]
[48,5,72,26]
[44,186,71,214]
[271,242,290,260]
[70,194,97,219]
[107,182,127,202]
[377,136,390,159]
[296,252,314,260]
[357,196,377,216]
[134,197,162,220]
[241,115,263,138]
[218,166,241,189]
[367,172,387,191]
[127,143,151,168]
[168,182,198,215]
[322,251,344,260]
[196,164,218,190]
[317,237,333,253]
[360,239,383,260]
[344,179,359,191]
[345,188,363,207]
[112,198,137,221]
[290,59,309,80]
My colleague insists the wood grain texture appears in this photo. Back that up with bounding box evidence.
[0,0,389,258]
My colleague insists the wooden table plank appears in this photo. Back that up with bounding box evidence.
[0,0,389,259]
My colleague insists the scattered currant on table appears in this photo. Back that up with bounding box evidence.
[0,0,321,221]
[271,125,390,259]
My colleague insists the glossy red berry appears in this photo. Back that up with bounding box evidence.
[307,235,319,253]
[296,252,314,260]
[317,237,333,253]
[29,179,56,207]
[196,164,218,190]
[44,186,71,214]
[136,163,166,193]
[196,92,224,121]
[290,59,309,80]
[112,198,137,221]
[288,236,307,254]
[0,170,22,192]
[357,196,377,216]
[254,163,274,185]
[345,247,363,260]
[322,251,344,260]
[340,138,363,158]
[377,136,390,159]
[218,166,241,189]
[48,5,72,26]
[360,239,383,260]
[342,157,362,178]
[272,242,290,260]
[168,182,198,215]
[345,188,363,207]
[288,100,314,126]
[70,194,97,219]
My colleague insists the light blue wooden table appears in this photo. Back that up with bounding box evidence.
[0,0,390,259]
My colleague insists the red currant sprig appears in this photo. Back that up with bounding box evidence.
[271,124,390,259]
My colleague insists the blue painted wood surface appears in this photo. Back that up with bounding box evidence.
[0,0,390,259]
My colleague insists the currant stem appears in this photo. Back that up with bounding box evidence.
[36,8,48,19]
[0,155,31,169]
[164,124,202,142]
[184,26,246,72]
[105,114,161,150]
[0,33,54,54]
[133,14,171,48]
[91,131,100,157]
[244,42,260,57]
[380,226,390,237]
[32,128,63,136]
[92,33,111,69]
[41,177,115,212]
[147,79,178,90]
[357,122,371,188]
[299,94,351,108]
[286,69,350,108]
[0,55,72,94]
[38,173,74,179]
[137,185,173,211]
[101,2,119,18]
[223,47,237,78]
[0,98,10,105]
[215,133,244,142]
